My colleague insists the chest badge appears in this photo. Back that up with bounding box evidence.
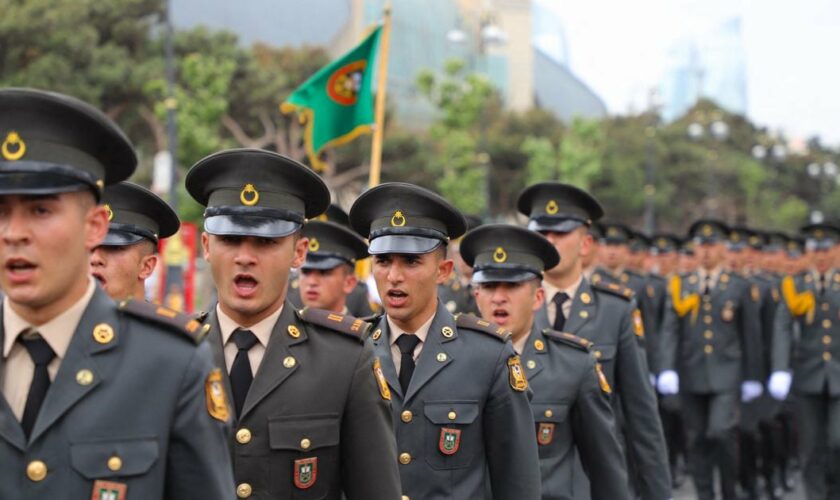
[372,358,391,401]
[294,457,318,489]
[508,355,529,392]
[537,422,555,446]
[91,480,127,500]
[439,427,462,455]
[204,368,230,422]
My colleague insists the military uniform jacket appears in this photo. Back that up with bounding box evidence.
[437,275,478,316]
[535,278,672,500]
[521,325,631,500]
[0,288,235,499]
[370,303,541,500]
[205,302,401,500]
[660,271,763,393]
[772,270,840,396]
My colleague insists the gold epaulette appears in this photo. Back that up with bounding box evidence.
[296,308,370,342]
[543,329,592,351]
[118,299,210,344]
[591,281,635,300]
[454,313,511,342]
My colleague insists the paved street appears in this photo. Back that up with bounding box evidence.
[673,472,806,499]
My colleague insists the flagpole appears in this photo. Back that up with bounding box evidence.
[368,2,392,188]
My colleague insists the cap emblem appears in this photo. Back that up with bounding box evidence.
[815,229,825,238]
[545,200,559,215]
[657,238,667,248]
[104,204,114,221]
[240,184,260,206]
[493,246,508,263]
[607,227,619,237]
[702,224,713,236]
[749,235,759,245]
[308,238,320,252]
[731,232,740,242]
[316,213,328,221]
[1,131,26,161]
[390,210,406,227]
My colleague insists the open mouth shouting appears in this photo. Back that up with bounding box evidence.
[233,273,259,299]
[491,307,510,326]
[5,257,37,285]
[385,288,409,308]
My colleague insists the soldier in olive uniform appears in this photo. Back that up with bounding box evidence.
[288,204,375,317]
[0,88,235,499]
[187,149,401,499]
[464,223,631,500]
[517,182,672,500]
[659,219,764,500]
[770,223,840,500]
[89,182,180,301]
[349,183,541,500]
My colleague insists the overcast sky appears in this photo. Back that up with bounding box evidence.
[536,0,840,145]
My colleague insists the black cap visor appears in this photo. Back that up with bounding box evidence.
[472,267,541,284]
[528,217,585,233]
[301,254,352,270]
[101,229,148,247]
[368,234,443,255]
[205,214,300,238]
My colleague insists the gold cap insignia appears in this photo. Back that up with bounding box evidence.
[607,227,619,237]
[205,368,230,422]
[240,183,259,206]
[657,238,667,247]
[308,238,320,252]
[702,224,713,236]
[1,131,26,161]
[92,323,114,344]
[287,325,301,338]
[731,232,740,241]
[545,200,559,215]
[317,213,328,221]
[493,246,507,263]
[749,236,760,245]
[815,229,825,238]
[390,210,406,227]
[104,204,114,221]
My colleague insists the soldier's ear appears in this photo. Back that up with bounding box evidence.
[292,235,308,268]
[83,198,109,252]
[533,282,545,312]
[201,232,211,261]
[435,257,454,285]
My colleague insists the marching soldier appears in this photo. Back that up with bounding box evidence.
[349,182,541,500]
[516,182,672,500]
[0,88,234,498]
[89,182,180,301]
[297,219,368,314]
[463,223,631,500]
[186,149,401,499]
[770,223,840,500]
[659,219,764,500]
[437,214,482,315]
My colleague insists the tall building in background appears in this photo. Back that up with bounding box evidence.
[661,17,748,121]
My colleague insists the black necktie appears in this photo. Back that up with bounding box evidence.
[229,329,258,418]
[819,274,827,295]
[395,334,421,392]
[552,292,570,331]
[19,333,55,438]
[703,275,712,296]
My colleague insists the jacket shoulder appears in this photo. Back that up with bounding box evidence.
[118,299,210,345]
[543,329,593,352]
[591,281,635,301]
[296,307,370,342]
[455,313,511,342]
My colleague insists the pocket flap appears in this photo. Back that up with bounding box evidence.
[424,401,479,425]
[592,343,617,361]
[531,403,570,423]
[269,413,340,451]
[70,437,159,479]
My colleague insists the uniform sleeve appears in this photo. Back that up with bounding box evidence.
[165,342,236,499]
[659,294,680,373]
[739,283,764,381]
[483,342,542,500]
[340,341,402,500]
[771,296,795,373]
[571,355,632,500]
[616,300,674,499]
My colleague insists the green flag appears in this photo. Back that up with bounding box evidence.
[281,26,383,171]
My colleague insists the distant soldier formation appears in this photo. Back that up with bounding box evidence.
[0,87,833,500]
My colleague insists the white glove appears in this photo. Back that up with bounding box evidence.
[741,380,764,402]
[657,370,679,395]
[768,371,792,401]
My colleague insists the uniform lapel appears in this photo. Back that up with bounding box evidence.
[370,318,403,401]
[565,279,595,335]
[520,325,546,381]
[240,303,303,419]
[29,289,119,444]
[0,305,26,451]
[403,303,456,405]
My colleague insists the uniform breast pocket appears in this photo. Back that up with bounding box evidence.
[591,344,617,372]
[531,402,570,449]
[424,401,480,470]
[269,413,340,499]
[70,437,159,480]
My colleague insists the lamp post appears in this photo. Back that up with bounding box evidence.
[806,160,839,223]
[687,115,729,217]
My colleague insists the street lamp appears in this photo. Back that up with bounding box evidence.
[687,117,729,216]
[806,160,839,223]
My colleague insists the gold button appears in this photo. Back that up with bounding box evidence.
[399,452,412,465]
[448,411,457,420]
[704,330,713,340]
[824,319,832,329]
[236,428,252,444]
[300,438,311,450]
[26,460,47,482]
[824,352,832,361]
[92,323,114,344]
[402,496,410,500]
[236,483,253,498]
[703,303,712,311]
[544,409,553,418]
[287,325,301,338]
[283,356,296,368]
[107,456,122,472]
[401,410,413,423]
[704,316,713,325]
[704,345,714,354]
[594,350,602,359]
[581,292,591,304]
[436,353,447,362]
[534,339,545,351]
[526,360,536,369]
[76,369,94,386]
[579,310,589,319]
[824,335,832,345]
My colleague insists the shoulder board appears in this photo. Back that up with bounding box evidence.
[359,313,383,324]
[118,299,209,345]
[591,281,635,301]
[543,329,592,352]
[192,310,210,323]
[296,308,370,342]
[454,313,511,342]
